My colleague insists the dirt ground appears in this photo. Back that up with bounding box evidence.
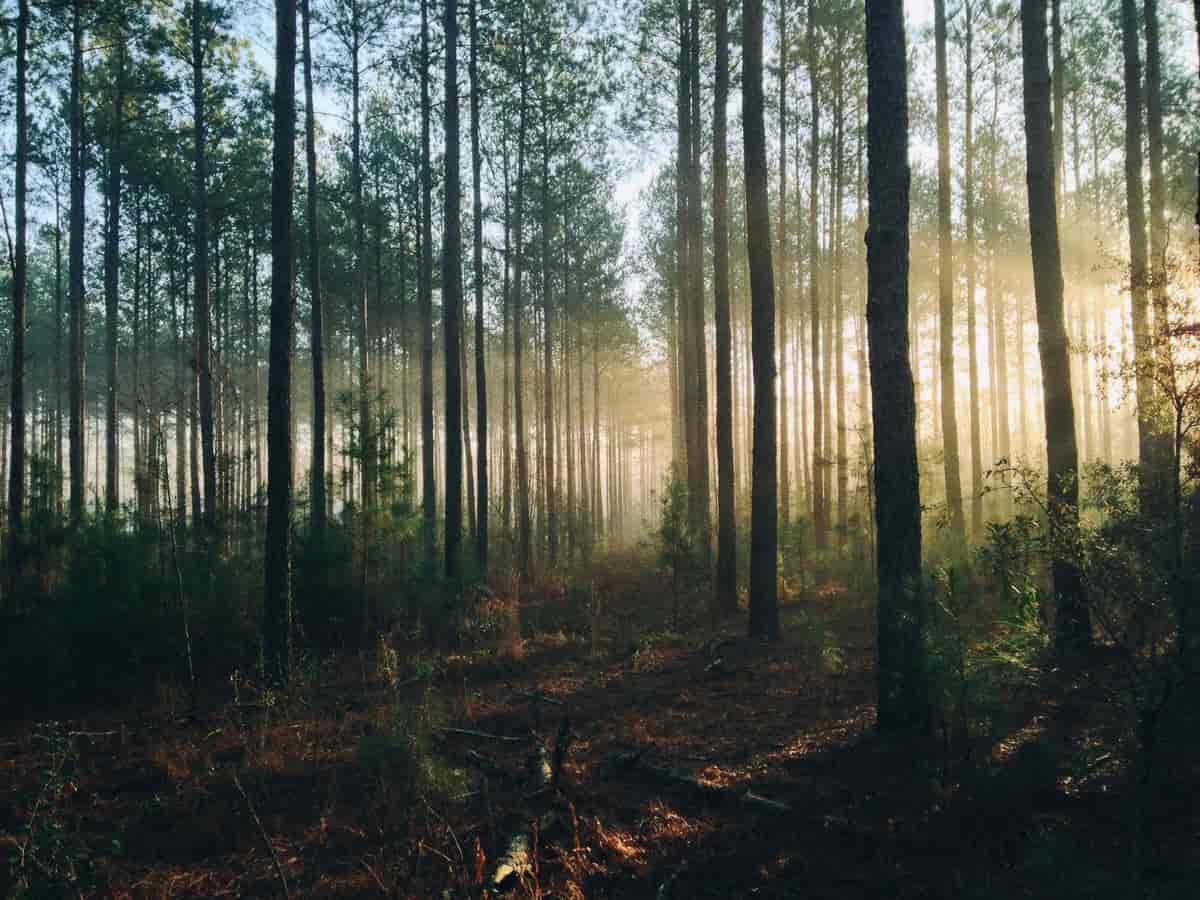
[1,565,1196,899]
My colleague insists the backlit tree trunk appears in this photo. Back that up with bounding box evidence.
[865,0,927,734]
[1022,0,1090,653]
[934,0,964,540]
[744,0,778,641]
[713,0,736,618]
[443,0,464,582]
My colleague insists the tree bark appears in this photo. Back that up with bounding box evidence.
[265,0,297,685]
[469,0,487,567]
[964,0,983,538]
[934,0,964,541]
[513,4,532,582]
[1119,0,1155,475]
[686,0,710,554]
[443,0,464,583]
[9,0,28,536]
[193,0,217,529]
[301,0,325,534]
[420,0,437,570]
[713,0,736,618]
[807,0,826,550]
[777,0,790,528]
[865,0,927,734]
[744,0,779,641]
[69,0,85,523]
[104,33,126,514]
[1021,0,1090,653]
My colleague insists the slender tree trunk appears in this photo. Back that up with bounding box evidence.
[443,0,463,583]
[540,131,556,568]
[501,141,512,534]
[675,0,692,479]
[713,0,736,618]
[104,36,126,514]
[963,2,983,537]
[833,46,848,543]
[989,60,1010,468]
[808,0,826,550]
[686,0,710,555]
[1120,0,1156,476]
[420,0,437,570]
[192,0,216,529]
[1144,0,1166,342]
[1022,0,1089,653]
[350,7,371,511]
[744,0,779,641]
[54,184,63,513]
[301,0,325,534]
[265,0,297,685]
[469,0,487,567]
[69,1,86,523]
[865,0,927,734]
[934,0,964,540]
[777,0,790,528]
[513,4,532,582]
[9,0,28,538]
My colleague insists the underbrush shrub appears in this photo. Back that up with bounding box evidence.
[0,515,263,714]
[925,519,1052,754]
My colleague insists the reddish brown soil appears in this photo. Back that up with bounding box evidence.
[1,565,1195,898]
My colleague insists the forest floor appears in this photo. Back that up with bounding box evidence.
[1,554,1197,899]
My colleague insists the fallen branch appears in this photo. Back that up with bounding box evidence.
[435,726,527,743]
[491,811,561,889]
[492,832,531,888]
[516,689,564,707]
[232,774,292,899]
[605,747,792,814]
[742,790,791,815]
[462,749,516,781]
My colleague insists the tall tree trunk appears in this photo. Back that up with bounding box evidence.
[964,0,983,538]
[351,5,371,510]
[265,0,297,685]
[104,35,126,514]
[777,0,790,528]
[193,0,216,529]
[54,183,63,513]
[934,0,964,540]
[1021,0,1089,653]
[989,58,1010,466]
[443,0,463,583]
[865,0,927,734]
[744,0,779,641]
[713,0,736,618]
[69,0,86,523]
[9,0,28,536]
[675,0,692,480]
[686,0,710,554]
[420,0,437,570]
[833,44,848,543]
[540,131,556,567]
[301,0,325,534]
[807,0,826,550]
[501,140,512,534]
[1144,0,1166,342]
[1120,0,1155,477]
[469,0,487,567]
[513,4,532,582]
